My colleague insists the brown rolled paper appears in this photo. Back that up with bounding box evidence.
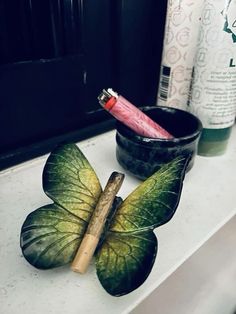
[71,171,125,274]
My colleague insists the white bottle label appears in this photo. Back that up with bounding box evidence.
[189,0,236,129]
[157,0,204,110]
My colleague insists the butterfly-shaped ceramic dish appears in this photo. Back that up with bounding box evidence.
[20,143,188,296]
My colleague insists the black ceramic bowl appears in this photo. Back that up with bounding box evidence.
[116,106,202,180]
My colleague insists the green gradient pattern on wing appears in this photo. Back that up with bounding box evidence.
[96,231,157,296]
[20,143,102,269]
[20,204,86,269]
[43,143,102,222]
[110,156,188,233]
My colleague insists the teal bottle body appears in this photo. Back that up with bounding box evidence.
[198,128,233,157]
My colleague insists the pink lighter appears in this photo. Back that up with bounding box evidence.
[98,88,173,139]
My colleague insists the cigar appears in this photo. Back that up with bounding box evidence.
[98,88,173,139]
[71,172,124,274]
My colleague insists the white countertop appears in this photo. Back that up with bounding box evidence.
[1,126,236,314]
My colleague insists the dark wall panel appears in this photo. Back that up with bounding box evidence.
[0,0,167,169]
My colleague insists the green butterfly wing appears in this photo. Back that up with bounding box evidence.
[96,231,157,296]
[110,156,188,233]
[43,143,102,221]
[96,156,188,296]
[20,143,102,269]
[21,204,86,269]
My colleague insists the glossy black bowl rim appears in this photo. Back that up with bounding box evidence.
[116,106,203,145]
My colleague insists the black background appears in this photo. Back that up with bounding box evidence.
[0,0,167,169]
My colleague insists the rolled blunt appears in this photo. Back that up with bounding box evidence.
[71,171,125,274]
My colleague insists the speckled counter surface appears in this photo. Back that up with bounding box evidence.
[1,126,236,314]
